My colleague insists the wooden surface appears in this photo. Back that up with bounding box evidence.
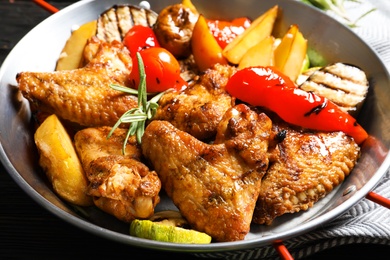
[1,1,390,259]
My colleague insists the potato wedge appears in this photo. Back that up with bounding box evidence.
[55,20,97,71]
[274,24,307,82]
[238,36,275,69]
[222,5,278,64]
[34,114,92,206]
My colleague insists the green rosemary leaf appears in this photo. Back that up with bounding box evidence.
[107,52,171,154]
[129,121,138,136]
[110,84,139,95]
[148,102,160,110]
[151,91,166,102]
[136,120,146,144]
[120,114,148,123]
[136,52,148,113]
[123,125,134,154]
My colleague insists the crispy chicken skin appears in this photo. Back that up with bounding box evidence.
[142,104,272,242]
[253,119,361,225]
[152,64,237,141]
[74,126,161,223]
[17,40,138,127]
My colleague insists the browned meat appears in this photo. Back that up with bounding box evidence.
[252,119,361,225]
[17,40,137,128]
[178,54,199,84]
[74,126,161,223]
[152,64,237,141]
[141,104,272,242]
[81,36,104,66]
[153,3,199,58]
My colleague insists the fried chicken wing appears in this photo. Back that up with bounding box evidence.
[253,120,361,225]
[17,40,138,127]
[152,64,237,141]
[74,126,161,222]
[142,104,272,242]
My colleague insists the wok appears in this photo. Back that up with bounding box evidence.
[0,0,389,257]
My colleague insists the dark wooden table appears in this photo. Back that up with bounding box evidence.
[1,1,390,259]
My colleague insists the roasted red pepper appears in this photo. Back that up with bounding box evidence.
[207,17,251,49]
[225,66,368,144]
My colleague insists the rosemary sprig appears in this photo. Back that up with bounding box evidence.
[107,52,167,154]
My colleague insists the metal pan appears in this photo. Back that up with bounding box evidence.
[0,0,389,256]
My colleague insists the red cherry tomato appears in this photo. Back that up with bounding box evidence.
[225,66,368,144]
[207,17,251,49]
[129,47,188,93]
[123,25,160,57]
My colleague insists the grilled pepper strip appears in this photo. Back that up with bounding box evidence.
[225,66,368,144]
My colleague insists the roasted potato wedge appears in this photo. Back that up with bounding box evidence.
[274,24,308,82]
[34,114,92,206]
[222,5,278,64]
[238,36,276,69]
[55,20,97,71]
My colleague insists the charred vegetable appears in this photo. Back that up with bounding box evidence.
[299,62,369,116]
[96,4,158,43]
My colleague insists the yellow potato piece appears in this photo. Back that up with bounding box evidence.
[34,114,92,206]
[238,36,276,69]
[55,20,97,71]
[274,24,308,82]
[222,5,278,64]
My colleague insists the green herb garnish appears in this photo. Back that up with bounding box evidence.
[107,52,167,154]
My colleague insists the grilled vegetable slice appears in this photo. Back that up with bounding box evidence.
[96,4,158,43]
[299,62,369,116]
[130,210,212,243]
[130,218,212,244]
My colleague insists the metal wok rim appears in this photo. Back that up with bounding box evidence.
[1,0,389,254]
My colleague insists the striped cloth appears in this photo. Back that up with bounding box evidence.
[195,1,390,259]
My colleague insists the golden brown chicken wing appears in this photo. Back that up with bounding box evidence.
[74,126,161,223]
[142,104,272,242]
[152,64,237,141]
[17,40,137,128]
[253,119,361,225]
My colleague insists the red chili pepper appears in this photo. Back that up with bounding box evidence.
[207,17,251,49]
[225,66,368,144]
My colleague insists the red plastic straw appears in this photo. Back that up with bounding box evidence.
[273,240,294,260]
[33,0,59,13]
[366,191,390,209]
